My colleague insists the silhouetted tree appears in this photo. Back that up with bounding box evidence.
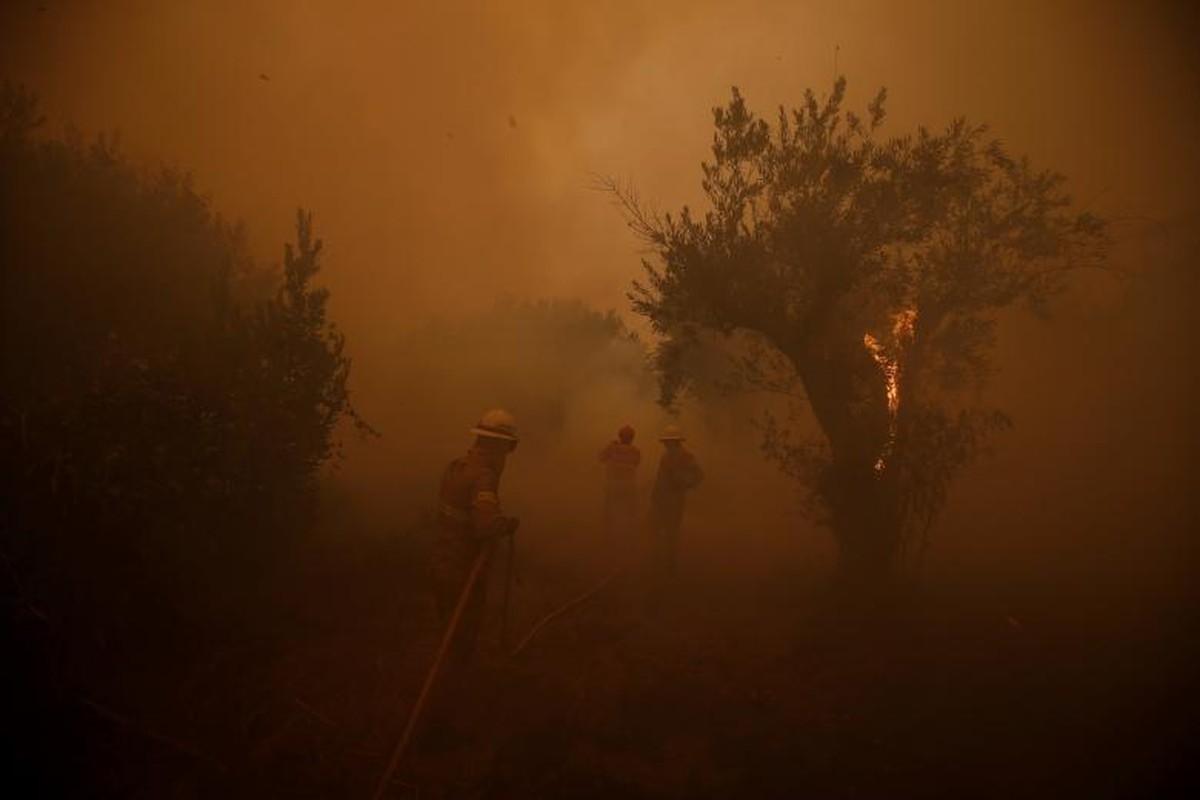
[609,79,1106,583]
[0,81,364,643]
[233,209,369,530]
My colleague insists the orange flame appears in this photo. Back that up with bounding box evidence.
[864,309,916,474]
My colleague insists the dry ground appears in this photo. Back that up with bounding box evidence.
[8,511,1197,798]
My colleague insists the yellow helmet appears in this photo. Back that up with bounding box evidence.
[470,408,519,442]
[658,424,685,442]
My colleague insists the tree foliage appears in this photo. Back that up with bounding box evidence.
[610,78,1106,577]
[0,81,363,634]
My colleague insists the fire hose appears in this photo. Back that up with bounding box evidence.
[507,562,624,657]
[371,526,624,798]
[370,539,495,800]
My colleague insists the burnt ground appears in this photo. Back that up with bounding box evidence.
[7,517,1198,799]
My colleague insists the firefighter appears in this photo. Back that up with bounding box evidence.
[429,409,520,663]
[598,424,641,539]
[647,425,703,596]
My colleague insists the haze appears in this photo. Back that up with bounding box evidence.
[3,1,1197,796]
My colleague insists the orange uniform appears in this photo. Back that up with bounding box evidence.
[598,440,641,537]
[430,446,505,661]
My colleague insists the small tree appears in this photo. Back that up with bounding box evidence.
[0,81,366,634]
[236,209,370,521]
[609,79,1106,583]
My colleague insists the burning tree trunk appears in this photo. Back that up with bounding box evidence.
[794,311,906,584]
[612,79,1107,590]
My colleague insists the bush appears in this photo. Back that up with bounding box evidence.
[0,82,362,645]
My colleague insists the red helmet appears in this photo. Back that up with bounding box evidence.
[618,424,635,443]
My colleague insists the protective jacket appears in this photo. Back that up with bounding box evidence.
[651,447,703,507]
[430,446,505,660]
[437,447,503,535]
[648,446,703,579]
[599,440,641,537]
[599,441,641,485]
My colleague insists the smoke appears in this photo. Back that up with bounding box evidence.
[1,0,1195,586]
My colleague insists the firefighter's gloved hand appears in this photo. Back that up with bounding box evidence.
[482,516,519,542]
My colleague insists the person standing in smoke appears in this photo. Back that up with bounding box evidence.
[598,424,641,540]
[647,425,703,601]
[430,409,520,663]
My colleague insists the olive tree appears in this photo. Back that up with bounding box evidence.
[609,79,1106,583]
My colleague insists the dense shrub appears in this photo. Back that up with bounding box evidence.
[0,82,362,642]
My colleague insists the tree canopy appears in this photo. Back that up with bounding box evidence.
[611,78,1107,579]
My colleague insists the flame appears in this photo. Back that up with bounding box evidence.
[864,309,916,474]
[863,333,900,416]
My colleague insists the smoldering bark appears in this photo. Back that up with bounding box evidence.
[790,309,901,585]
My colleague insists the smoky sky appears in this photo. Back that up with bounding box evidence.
[3,1,1196,337]
[2,1,1197,570]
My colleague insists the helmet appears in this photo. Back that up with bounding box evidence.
[470,408,519,442]
[658,424,685,442]
[618,424,635,443]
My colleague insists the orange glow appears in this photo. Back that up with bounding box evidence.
[865,309,916,474]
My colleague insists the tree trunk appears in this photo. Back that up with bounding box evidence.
[791,304,902,589]
[795,340,899,587]
[821,459,903,588]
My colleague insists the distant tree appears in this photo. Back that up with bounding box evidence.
[608,79,1106,583]
[388,298,653,442]
[0,81,364,637]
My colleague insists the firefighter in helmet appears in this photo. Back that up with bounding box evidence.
[430,409,520,662]
[598,424,641,539]
[647,424,703,596]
